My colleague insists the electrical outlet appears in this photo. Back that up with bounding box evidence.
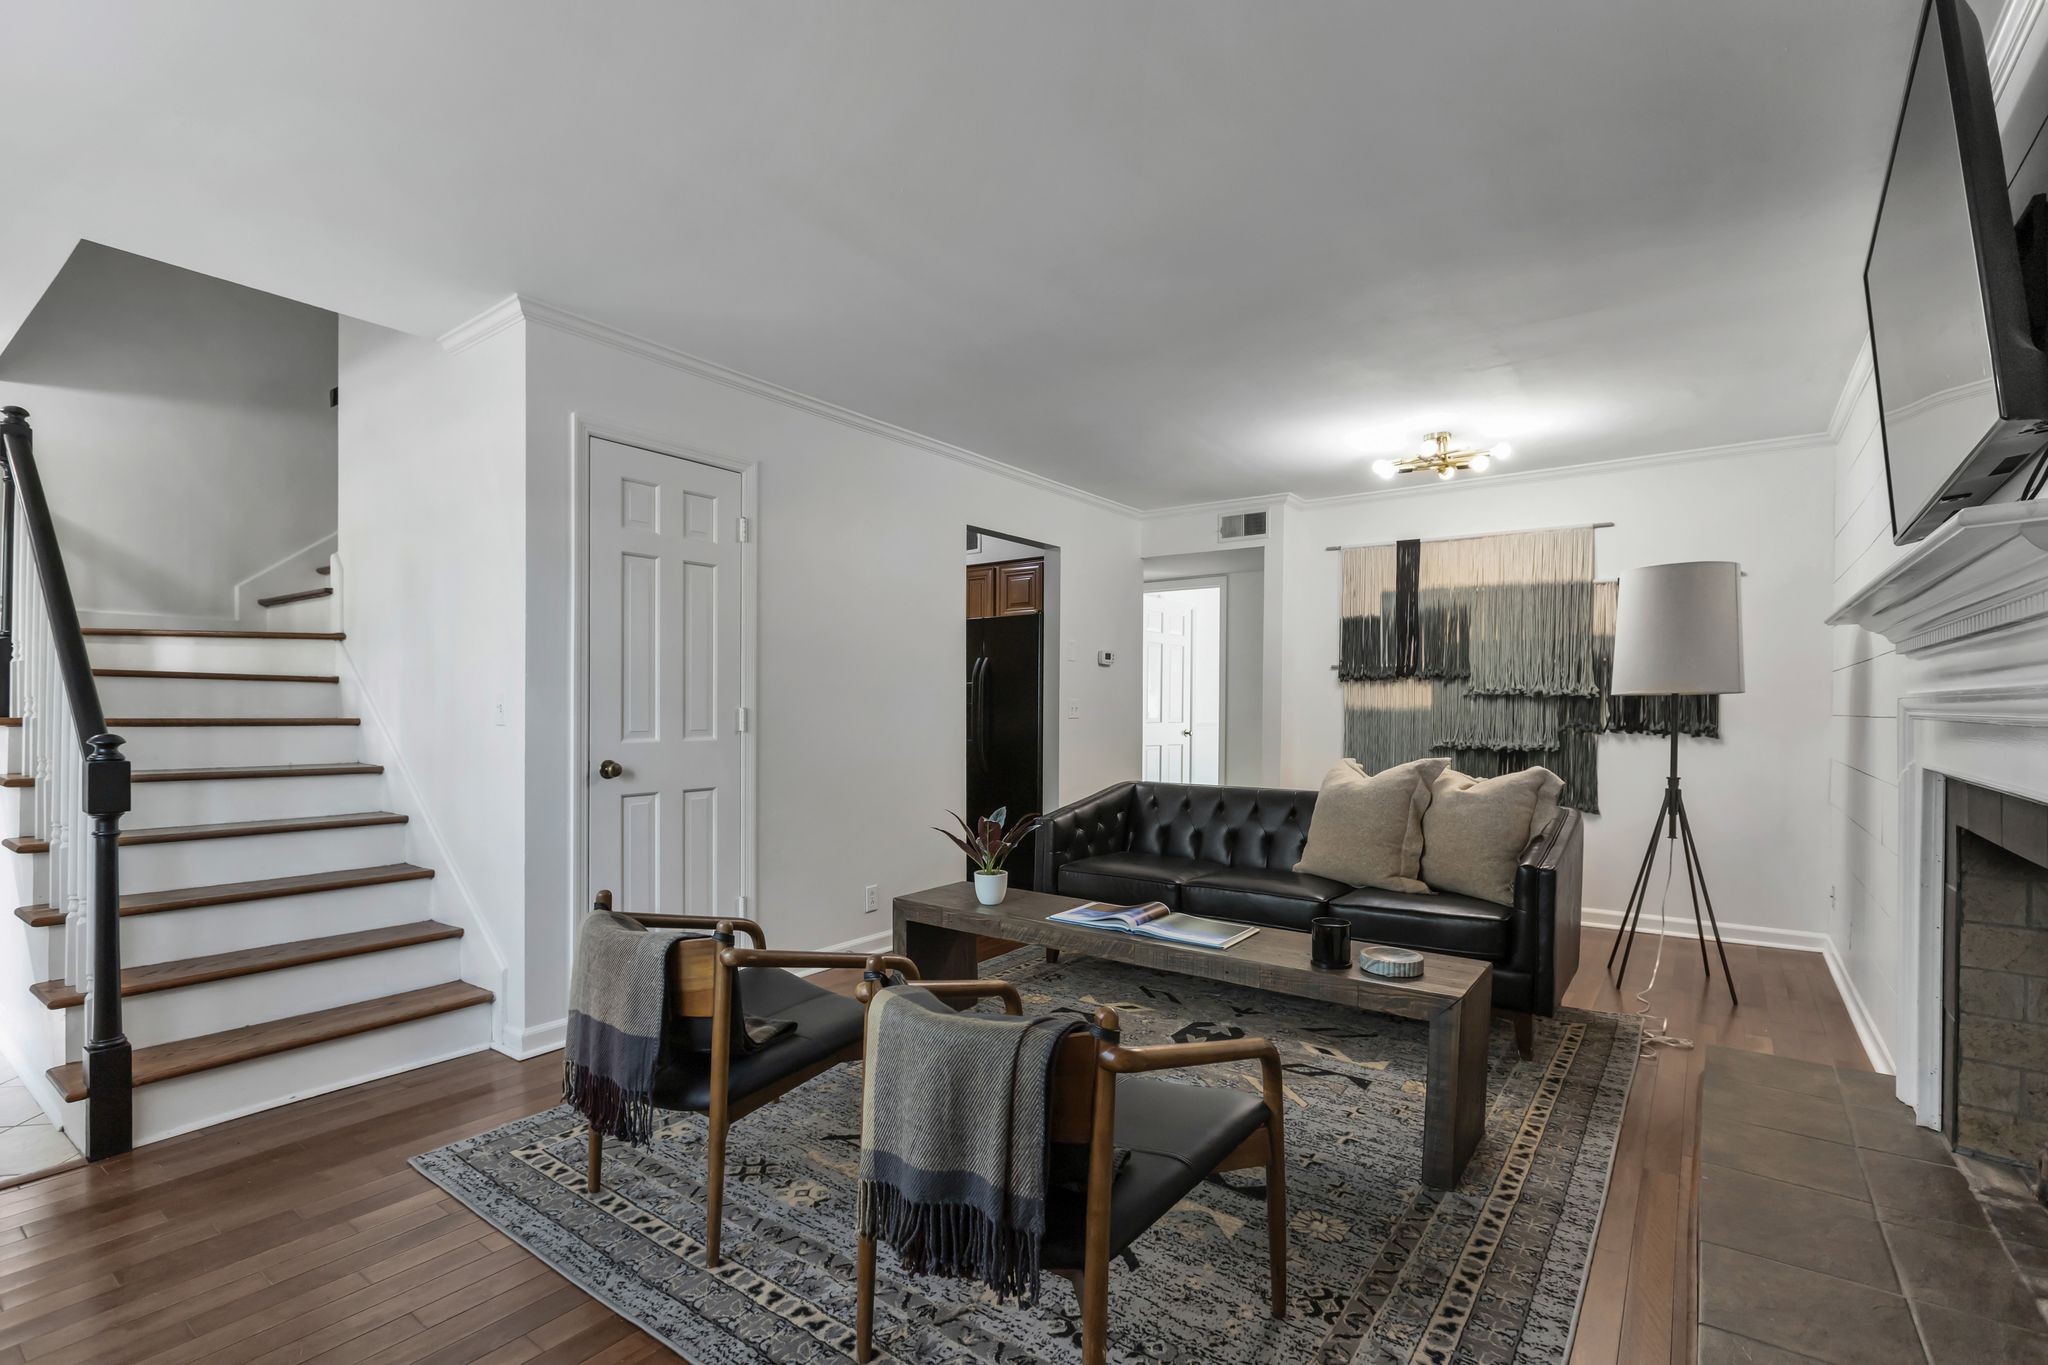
[864,884,880,915]
[493,697,507,727]
[1065,698,1081,719]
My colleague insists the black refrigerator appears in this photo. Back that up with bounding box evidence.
[966,613,1044,891]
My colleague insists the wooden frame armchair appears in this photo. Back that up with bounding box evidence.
[850,971,1287,1365]
[581,891,917,1266]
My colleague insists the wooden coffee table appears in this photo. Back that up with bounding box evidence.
[892,882,1493,1188]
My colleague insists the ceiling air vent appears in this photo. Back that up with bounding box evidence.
[1218,510,1268,541]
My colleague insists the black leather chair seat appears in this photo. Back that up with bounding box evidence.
[1041,1076,1271,1267]
[655,967,865,1111]
[1328,887,1514,959]
[1182,867,1353,931]
[1057,852,1224,907]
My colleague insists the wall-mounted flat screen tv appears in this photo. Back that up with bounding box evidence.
[1864,0,2048,544]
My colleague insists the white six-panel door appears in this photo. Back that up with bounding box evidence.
[1141,593,1195,782]
[587,437,745,919]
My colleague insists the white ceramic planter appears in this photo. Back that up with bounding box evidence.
[973,870,1009,906]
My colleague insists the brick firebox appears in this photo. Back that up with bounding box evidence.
[1946,779,2048,1166]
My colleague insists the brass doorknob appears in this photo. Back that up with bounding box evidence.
[598,759,623,780]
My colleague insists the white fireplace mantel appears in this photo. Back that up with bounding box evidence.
[1827,503,2048,656]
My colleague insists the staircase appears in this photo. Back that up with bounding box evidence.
[1,512,496,1149]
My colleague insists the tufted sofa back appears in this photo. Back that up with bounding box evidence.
[1124,783,1319,870]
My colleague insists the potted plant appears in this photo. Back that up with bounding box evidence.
[935,806,1040,906]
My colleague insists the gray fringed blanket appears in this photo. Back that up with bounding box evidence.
[563,910,792,1145]
[857,985,1082,1304]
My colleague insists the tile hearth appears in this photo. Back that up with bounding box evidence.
[1696,1046,2048,1364]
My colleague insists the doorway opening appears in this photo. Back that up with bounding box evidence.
[1141,582,1224,784]
[1140,547,1264,786]
[965,528,1057,890]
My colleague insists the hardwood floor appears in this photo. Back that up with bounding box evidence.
[0,926,1868,1363]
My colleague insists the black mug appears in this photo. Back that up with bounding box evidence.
[1310,916,1351,970]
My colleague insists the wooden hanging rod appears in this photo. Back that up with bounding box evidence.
[1324,520,1614,552]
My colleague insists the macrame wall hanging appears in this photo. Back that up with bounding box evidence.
[1337,528,1718,814]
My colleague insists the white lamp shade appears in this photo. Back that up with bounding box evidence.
[1611,561,1745,696]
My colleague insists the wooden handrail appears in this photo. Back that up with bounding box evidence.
[0,406,132,1159]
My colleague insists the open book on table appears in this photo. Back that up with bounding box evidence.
[1045,901,1259,950]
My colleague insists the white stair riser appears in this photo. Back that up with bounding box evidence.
[23,878,434,969]
[86,637,338,674]
[95,677,341,718]
[128,773,384,827]
[114,1003,489,1147]
[62,936,464,1048]
[19,822,409,895]
[263,597,335,632]
[114,724,360,769]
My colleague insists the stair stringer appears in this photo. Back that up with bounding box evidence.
[0,787,70,1132]
[233,532,338,625]
[332,632,513,1053]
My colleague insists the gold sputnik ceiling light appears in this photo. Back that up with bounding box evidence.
[1372,431,1514,482]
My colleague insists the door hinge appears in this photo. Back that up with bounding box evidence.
[736,515,751,543]
[736,706,750,733]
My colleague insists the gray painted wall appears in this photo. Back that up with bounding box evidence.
[0,243,336,621]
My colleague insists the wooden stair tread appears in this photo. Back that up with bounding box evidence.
[3,810,405,855]
[12,863,435,927]
[132,762,385,783]
[5,762,388,789]
[44,982,492,1101]
[29,920,463,1009]
[81,627,344,641]
[93,668,341,683]
[256,587,334,608]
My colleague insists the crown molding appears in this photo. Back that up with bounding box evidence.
[436,294,1144,519]
[1139,431,1833,520]
[436,295,526,354]
[1990,0,2045,103]
[1826,338,1877,445]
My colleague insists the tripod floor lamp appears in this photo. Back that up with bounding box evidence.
[1605,560,1742,1004]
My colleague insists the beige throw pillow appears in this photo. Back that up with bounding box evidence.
[1294,758,1450,892]
[1421,767,1565,905]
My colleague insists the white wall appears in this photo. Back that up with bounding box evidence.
[1145,450,1837,941]
[515,311,1143,1035]
[0,243,336,622]
[1281,450,1837,938]
[1225,571,1265,784]
[335,316,527,1037]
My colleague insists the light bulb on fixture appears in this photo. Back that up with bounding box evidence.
[1420,437,1440,458]
[1468,453,1491,472]
[1372,459,1397,480]
[1437,467,1455,481]
[1492,443,1514,462]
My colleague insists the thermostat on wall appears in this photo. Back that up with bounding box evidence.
[1096,650,1114,667]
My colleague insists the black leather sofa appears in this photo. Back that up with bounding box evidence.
[1036,781,1582,1048]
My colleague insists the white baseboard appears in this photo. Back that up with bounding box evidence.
[821,927,894,956]
[1581,906,1831,955]
[1584,905,1897,1076]
[1820,939,1896,1076]
[503,1017,566,1060]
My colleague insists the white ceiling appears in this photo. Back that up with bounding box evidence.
[0,0,1927,509]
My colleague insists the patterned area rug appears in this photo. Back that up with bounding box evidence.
[415,949,1637,1363]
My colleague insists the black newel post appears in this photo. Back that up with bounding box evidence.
[0,405,132,1158]
[83,733,132,1159]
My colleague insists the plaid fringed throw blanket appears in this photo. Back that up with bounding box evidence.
[857,985,1082,1304]
[563,910,792,1145]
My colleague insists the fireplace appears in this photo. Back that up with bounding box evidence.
[1942,779,2048,1170]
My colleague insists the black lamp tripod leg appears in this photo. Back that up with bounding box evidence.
[1677,797,1737,1006]
[1672,790,1712,979]
[1611,791,1671,982]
